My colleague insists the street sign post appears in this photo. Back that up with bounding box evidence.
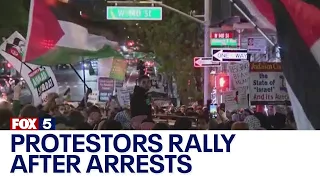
[194,57,220,67]
[211,39,237,47]
[211,48,247,62]
[106,6,162,20]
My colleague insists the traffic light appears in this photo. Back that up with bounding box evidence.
[216,74,229,92]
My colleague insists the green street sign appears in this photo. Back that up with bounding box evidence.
[211,38,238,47]
[106,6,162,20]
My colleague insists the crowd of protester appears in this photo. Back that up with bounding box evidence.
[0,75,296,130]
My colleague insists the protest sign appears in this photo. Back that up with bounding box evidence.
[115,80,124,88]
[116,87,133,107]
[98,77,114,101]
[88,91,99,104]
[250,62,290,105]
[149,74,167,94]
[247,37,267,54]
[223,90,248,111]
[0,31,59,105]
[227,61,249,92]
[98,58,128,81]
[28,67,55,99]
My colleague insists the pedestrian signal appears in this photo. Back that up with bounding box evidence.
[217,74,229,92]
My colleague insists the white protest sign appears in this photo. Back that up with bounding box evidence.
[227,61,249,92]
[250,63,290,105]
[247,37,267,54]
[0,31,59,106]
[88,91,99,104]
[149,74,167,94]
[223,90,248,111]
[116,87,133,107]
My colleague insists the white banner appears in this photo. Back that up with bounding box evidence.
[250,62,290,105]
[223,90,248,111]
[88,91,99,104]
[0,31,59,105]
[227,61,249,93]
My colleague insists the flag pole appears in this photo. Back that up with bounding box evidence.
[229,0,275,47]
[82,58,87,108]
[69,64,89,89]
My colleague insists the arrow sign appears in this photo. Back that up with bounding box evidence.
[194,57,220,67]
[211,48,247,62]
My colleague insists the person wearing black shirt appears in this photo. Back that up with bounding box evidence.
[130,75,152,118]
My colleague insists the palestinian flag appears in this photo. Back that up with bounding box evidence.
[238,0,320,129]
[269,0,320,129]
[24,0,122,65]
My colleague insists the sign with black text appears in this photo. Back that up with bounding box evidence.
[212,48,247,62]
[250,63,290,105]
[247,37,267,54]
[227,61,249,93]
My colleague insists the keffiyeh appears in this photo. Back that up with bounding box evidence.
[244,115,261,130]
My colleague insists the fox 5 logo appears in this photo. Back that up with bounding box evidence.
[10,118,56,130]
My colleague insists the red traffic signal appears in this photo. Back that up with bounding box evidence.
[216,74,229,92]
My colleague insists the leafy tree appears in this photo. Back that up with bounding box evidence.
[0,0,29,38]
[125,0,204,104]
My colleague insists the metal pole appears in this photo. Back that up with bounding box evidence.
[203,0,211,105]
[156,3,205,24]
[108,0,205,24]
[229,0,275,46]
[69,64,90,89]
[82,59,87,107]
[113,79,116,95]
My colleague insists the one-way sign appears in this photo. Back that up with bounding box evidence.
[194,57,220,67]
[211,48,247,62]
